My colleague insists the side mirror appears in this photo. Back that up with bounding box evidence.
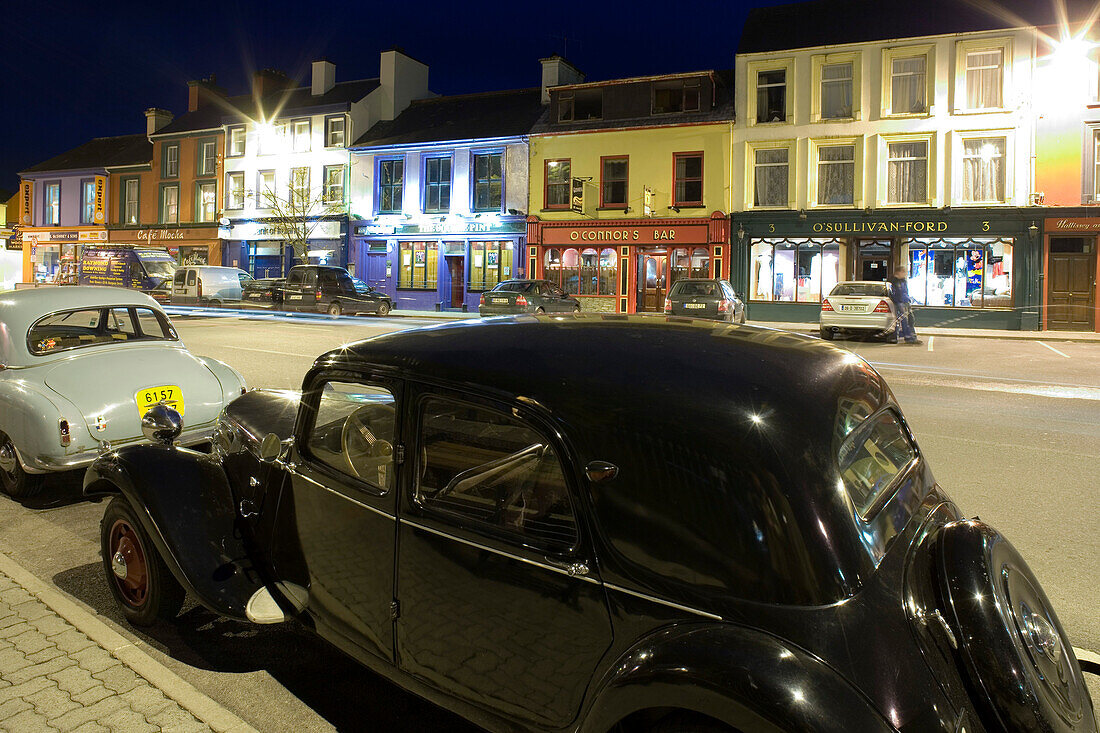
[141,405,182,446]
[585,460,619,484]
[259,433,283,463]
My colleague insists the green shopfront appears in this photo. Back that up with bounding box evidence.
[730,209,1042,330]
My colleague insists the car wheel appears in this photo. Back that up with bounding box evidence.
[328,302,342,318]
[208,299,221,308]
[819,328,834,341]
[573,306,581,315]
[535,307,546,315]
[101,496,185,627]
[0,431,43,499]
[934,521,1097,733]
[377,301,391,317]
[651,711,729,733]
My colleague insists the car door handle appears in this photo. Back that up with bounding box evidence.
[544,557,589,577]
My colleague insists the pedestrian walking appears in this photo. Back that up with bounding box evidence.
[887,267,921,345]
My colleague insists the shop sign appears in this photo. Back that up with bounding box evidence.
[228,219,343,241]
[5,234,20,251]
[19,181,32,225]
[136,229,187,241]
[47,231,79,242]
[78,230,108,242]
[356,220,525,236]
[809,220,949,234]
[541,222,710,246]
[570,177,585,214]
[93,176,107,224]
[1046,217,1100,232]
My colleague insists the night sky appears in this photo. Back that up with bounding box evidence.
[2,0,789,196]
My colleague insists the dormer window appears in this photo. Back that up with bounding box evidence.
[558,89,602,122]
[652,80,701,114]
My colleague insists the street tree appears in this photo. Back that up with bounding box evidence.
[253,167,347,263]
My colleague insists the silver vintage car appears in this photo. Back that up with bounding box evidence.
[0,286,246,497]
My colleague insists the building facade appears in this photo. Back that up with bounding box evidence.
[220,52,431,278]
[526,58,734,313]
[731,1,1060,329]
[349,88,542,311]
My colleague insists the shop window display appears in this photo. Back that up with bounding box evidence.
[750,239,841,303]
[904,237,1011,308]
[399,241,439,290]
[544,247,617,296]
[469,242,512,291]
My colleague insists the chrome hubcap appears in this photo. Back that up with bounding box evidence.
[0,443,17,474]
[1022,602,1061,664]
[111,551,128,580]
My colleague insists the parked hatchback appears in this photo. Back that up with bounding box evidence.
[171,266,253,306]
[86,317,1096,733]
[281,265,392,317]
[478,279,580,316]
[663,278,745,323]
[820,280,897,342]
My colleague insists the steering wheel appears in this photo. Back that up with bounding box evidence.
[340,405,395,483]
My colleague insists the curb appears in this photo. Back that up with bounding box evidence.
[0,552,258,733]
[764,324,1100,343]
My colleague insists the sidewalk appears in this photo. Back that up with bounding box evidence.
[0,553,255,733]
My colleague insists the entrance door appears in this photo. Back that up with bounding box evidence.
[636,251,668,312]
[1048,237,1096,331]
[447,256,465,308]
[858,239,892,281]
[366,253,387,290]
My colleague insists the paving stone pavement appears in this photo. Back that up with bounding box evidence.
[0,568,212,733]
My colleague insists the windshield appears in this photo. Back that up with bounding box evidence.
[830,282,889,297]
[671,281,719,297]
[138,256,177,279]
[27,306,177,356]
[493,281,534,293]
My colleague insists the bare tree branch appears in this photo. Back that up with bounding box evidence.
[252,173,346,263]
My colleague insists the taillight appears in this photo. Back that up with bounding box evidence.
[663,297,671,313]
[516,295,528,308]
[59,419,71,447]
[316,289,323,300]
[479,293,487,306]
[718,299,730,312]
[197,279,203,298]
[873,300,892,313]
[821,298,834,312]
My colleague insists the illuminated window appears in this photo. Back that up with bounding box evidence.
[469,241,513,291]
[749,238,840,303]
[887,140,928,203]
[399,241,438,289]
[543,247,617,296]
[673,152,703,206]
[160,184,178,224]
[323,165,345,204]
[423,157,451,213]
[81,180,95,224]
[757,69,787,122]
[903,237,1012,308]
[965,49,1003,109]
[227,126,246,157]
[472,152,503,212]
[544,159,570,208]
[256,170,275,205]
[196,181,216,222]
[290,167,310,207]
[601,156,628,207]
[817,145,855,205]
[197,139,216,176]
[378,158,404,214]
[44,183,60,225]
[291,119,311,153]
[820,62,853,118]
[753,148,789,207]
[123,178,139,225]
[961,138,1005,203]
[163,143,179,178]
[652,79,701,114]
[325,116,345,148]
[891,56,927,114]
[259,123,286,156]
[226,172,245,210]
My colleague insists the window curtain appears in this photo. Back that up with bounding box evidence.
[891,56,926,113]
[820,63,853,118]
[754,148,789,206]
[887,142,927,203]
[817,145,855,205]
[962,139,1005,202]
[966,50,1003,108]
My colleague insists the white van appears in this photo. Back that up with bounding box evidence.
[172,266,254,306]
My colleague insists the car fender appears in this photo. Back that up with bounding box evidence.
[0,377,82,470]
[84,445,264,621]
[579,624,893,733]
[193,355,247,405]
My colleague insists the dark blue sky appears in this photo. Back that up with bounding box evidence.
[2,0,787,195]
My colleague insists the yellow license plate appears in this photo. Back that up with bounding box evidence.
[136,385,185,418]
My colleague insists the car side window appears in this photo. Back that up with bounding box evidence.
[287,269,302,286]
[174,270,186,287]
[550,285,565,297]
[538,283,551,297]
[416,397,578,550]
[304,270,318,288]
[238,273,253,286]
[108,308,137,337]
[307,381,396,491]
[135,308,173,339]
[186,270,197,286]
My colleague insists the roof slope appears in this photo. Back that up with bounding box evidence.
[20,134,151,174]
[739,0,1098,54]
[352,88,544,147]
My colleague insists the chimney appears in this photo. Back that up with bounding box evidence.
[379,48,430,121]
[252,68,292,100]
[144,108,174,136]
[312,59,336,96]
[540,56,584,104]
[187,76,227,112]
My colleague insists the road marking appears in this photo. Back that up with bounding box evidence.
[220,345,311,357]
[1037,341,1071,358]
[927,336,934,352]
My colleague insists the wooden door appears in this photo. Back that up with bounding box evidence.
[636,253,667,312]
[447,256,464,308]
[1048,237,1096,331]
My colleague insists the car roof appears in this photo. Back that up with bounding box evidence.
[0,287,165,367]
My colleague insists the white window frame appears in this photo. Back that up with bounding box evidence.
[878,132,937,207]
[197,181,217,222]
[123,179,140,225]
[291,118,311,153]
[323,164,346,203]
[746,58,795,126]
[160,184,179,224]
[745,139,796,210]
[256,169,276,207]
[1083,123,1100,203]
[325,115,346,148]
[882,44,935,118]
[226,171,245,210]
[808,136,864,209]
[954,36,1012,113]
[290,167,311,207]
[164,143,179,178]
[227,126,246,157]
[810,51,861,122]
[953,129,1013,205]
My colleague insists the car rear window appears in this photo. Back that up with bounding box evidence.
[830,282,889,297]
[28,307,177,355]
[837,410,917,518]
[493,281,534,293]
[671,281,718,297]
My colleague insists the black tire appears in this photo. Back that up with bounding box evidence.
[934,521,1097,733]
[535,307,546,314]
[208,299,221,308]
[573,306,581,315]
[100,496,185,627]
[819,328,834,341]
[651,711,730,733]
[0,431,44,499]
[328,302,342,318]
[377,301,391,317]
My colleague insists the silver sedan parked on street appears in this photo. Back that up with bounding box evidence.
[0,287,246,497]
[819,281,898,342]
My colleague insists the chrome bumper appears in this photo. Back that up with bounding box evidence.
[25,421,216,473]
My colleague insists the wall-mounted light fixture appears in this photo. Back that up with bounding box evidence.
[507,208,524,215]
[668,205,680,213]
[623,207,631,214]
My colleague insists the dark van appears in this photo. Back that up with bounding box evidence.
[79,246,177,303]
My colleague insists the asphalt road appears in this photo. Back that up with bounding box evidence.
[0,312,1096,731]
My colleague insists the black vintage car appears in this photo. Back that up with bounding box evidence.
[281,265,393,317]
[85,317,1096,733]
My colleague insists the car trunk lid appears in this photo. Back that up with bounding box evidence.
[43,345,222,443]
[669,294,720,318]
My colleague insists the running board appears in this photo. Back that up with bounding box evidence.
[245,587,287,624]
